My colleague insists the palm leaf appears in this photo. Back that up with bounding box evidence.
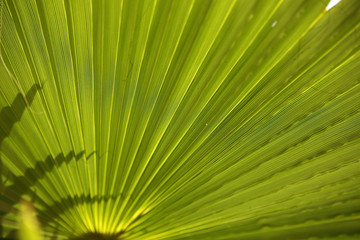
[0,0,359,239]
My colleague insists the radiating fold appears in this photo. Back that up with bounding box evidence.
[1,0,359,239]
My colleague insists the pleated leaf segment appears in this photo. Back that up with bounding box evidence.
[0,0,359,239]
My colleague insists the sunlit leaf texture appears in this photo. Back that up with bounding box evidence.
[1,0,360,239]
